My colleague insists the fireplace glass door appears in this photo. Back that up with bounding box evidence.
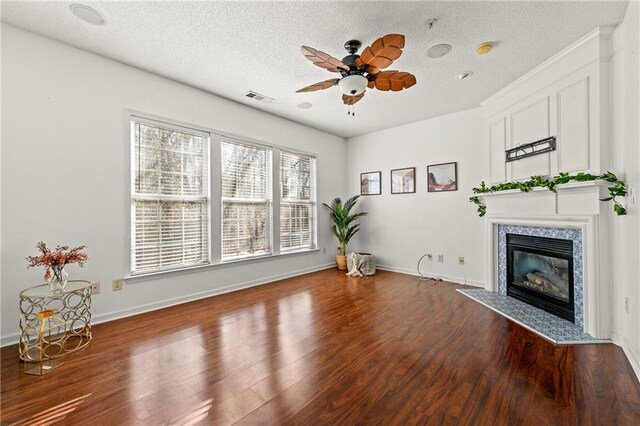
[506,234,574,322]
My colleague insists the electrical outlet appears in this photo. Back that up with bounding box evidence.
[90,282,100,294]
[625,297,630,314]
[112,279,123,291]
[458,256,465,265]
[426,254,433,261]
[438,254,444,262]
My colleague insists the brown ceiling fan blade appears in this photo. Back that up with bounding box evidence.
[359,47,375,64]
[366,65,380,75]
[398,72,417,89]
[301,46,349,72]
[378,46,402,61]
[358,34,406,70]
[296,78,340,93]
[375,79,391,91]
[369,56,393,70]
[383,34,405,49]
[389,79,404,91]
[342,93,365,105]
[370,37,385,56]
[367,80,375,89]
[372,70,417,91]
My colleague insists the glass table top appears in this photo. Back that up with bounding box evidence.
[20,280,91,298]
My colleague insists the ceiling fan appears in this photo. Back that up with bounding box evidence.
[296,34,416,112]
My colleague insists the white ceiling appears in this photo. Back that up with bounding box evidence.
[1,1,629,138]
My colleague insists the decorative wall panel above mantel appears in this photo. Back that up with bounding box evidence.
[482,26,614,185]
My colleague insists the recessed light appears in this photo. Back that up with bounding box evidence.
[455,71,473,80]
[297,102,313,109]
[427,44,452,59]
[476,42,493,55]
[69,4,107,26]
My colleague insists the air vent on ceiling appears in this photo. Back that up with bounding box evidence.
[245,91,274,104]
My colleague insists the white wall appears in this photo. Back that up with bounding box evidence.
[610,0,640,377]
[346,108,487,286]
[0,25,346,345]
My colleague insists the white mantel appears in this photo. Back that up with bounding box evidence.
[481,181,612,338]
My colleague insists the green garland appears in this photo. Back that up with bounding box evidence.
[469,171,627,217]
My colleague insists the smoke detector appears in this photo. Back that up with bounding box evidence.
[476,42,493,55]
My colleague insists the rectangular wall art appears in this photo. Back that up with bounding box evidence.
[391,167,416,194]
[427,162,457,192]
[360,171,382,195]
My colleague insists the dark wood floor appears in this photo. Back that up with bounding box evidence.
[2,269,639,425]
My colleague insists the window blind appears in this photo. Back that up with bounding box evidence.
[280,151,316,250]
[221,140,272,259]
[131,118,210,274]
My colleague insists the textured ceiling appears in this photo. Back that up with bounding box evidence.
[1,1,629,138]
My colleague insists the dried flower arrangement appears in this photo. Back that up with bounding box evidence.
[26,242,88,282]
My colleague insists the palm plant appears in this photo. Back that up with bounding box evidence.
[322,195,368,256]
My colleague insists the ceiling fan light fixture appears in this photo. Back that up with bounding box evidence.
[339,75,368,96]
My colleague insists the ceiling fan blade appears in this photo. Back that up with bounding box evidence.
[369,56,393,70]
[358,34,406,70]
[342,93,365,105]
[366,65,379,75]
[301,46,349,73]
[372,70,417,91]
[382,34,405,49]
[296,78,340,93]
[358,47,375,65]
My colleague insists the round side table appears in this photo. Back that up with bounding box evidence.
[19,280,93,361]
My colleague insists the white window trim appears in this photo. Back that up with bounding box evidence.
[129,114,212,276]
[124,109,319,282]
[279,150,318,253]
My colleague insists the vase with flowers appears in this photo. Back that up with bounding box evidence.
[26,242,88,293]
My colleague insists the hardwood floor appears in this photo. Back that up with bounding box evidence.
[1,269,639,425]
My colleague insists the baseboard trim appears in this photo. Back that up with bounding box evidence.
[376,264,485,288]
[1,262,335,347]
[612,332,640,383]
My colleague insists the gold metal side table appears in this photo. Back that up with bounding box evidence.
[19,280,93,361]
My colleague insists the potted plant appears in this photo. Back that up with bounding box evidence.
[322,195,368,270]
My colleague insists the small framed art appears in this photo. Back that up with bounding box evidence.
[391,167,416,194]
[427,162,457,192]
[360,171,381,195]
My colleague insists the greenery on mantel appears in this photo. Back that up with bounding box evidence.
[469,171,627,217]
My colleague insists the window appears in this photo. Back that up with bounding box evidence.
[129,113,319,277]
[280,151,316,250]
[221,140,272,260]
[130,117,210,274]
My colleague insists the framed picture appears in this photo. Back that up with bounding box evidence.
[391,167,416,194]
[360,171,381,195]
[427,162,458,192]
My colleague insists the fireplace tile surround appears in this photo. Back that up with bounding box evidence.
[498,224,584,327]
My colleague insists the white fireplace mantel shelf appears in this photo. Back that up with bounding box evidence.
[471,180,609,199]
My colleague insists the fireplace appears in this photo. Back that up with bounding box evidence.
[506,233,575,322]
